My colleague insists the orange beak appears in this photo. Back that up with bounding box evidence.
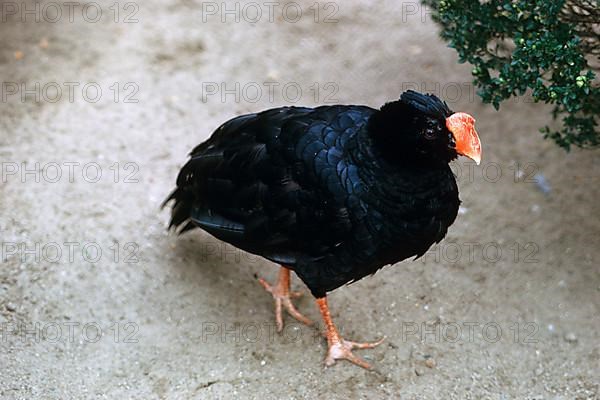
[446,112,481,165]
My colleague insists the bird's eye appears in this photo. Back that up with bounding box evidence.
[423,127,437,140]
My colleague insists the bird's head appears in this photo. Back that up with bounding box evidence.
[368,90,481,166]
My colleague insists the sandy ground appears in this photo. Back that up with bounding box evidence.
[1,0,599,399]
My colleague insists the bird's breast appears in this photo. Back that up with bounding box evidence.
[348,165,460,262]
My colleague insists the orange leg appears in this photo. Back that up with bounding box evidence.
[316,296,385,369]
[258,266,313,332]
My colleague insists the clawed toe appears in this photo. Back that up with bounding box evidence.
[324,337,385,369]
[258,267,313,332]
[317,296,385,369]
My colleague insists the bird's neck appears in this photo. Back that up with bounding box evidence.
[348,127,455,201]
[351,125,450,172]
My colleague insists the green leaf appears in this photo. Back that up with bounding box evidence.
[422,0,599,149]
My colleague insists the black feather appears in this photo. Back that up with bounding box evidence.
[165,93,460,297]
[399,90,452,119]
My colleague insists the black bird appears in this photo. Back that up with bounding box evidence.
[164,90,481,368]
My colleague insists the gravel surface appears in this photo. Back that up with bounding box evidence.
[1,1,599,399]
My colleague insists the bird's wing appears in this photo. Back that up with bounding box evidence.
[166,105,376,267]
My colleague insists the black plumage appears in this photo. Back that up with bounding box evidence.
[165,91,462,298]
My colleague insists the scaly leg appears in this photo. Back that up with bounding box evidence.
[258,266,313,332]
[316,296,385,369]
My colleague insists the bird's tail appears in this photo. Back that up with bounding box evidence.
[162,159,199,234]
[162,186,197,234]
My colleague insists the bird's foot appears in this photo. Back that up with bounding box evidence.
[257,267,313,332]
[324,336,385,369]
[316,296,384,369]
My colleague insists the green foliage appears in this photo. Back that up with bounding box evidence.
[423,0,599,149]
